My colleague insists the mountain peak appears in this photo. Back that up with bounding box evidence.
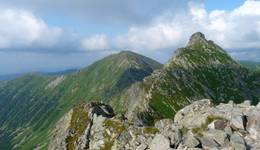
[188,32,207,46]
[167,32,238,68]
[119,50,135,54]
[118,50,137,57]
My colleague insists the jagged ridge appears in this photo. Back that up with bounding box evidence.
[134,32,260,125]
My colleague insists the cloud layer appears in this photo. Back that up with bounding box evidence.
[0,0,260,75]
[0,0,183,25]
[1,0,260,56]
[110,0,260,53]
[81,34,110,51]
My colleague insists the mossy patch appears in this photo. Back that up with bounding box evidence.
[65,105,89,150]
[100,119,126,150]
[100,131,114,150]
[104,119,125,134]
[143,126,159,134]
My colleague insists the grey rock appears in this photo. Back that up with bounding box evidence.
[48,110,73,150]
[230,115,247,131]
[238,101,251,108]
[221,147,234,150]
[150,134,171,150]
[200,137,220,149]
[155,119,174,132]
[224,126,233,136]
[230,133,246,150]
[184,131,200,148]
[118,131,132,142]
[88,115,106,150]
[203,129,229,146]
[49,99,260,150]
[232,144,247,150]
[136,143,148,150]
[174,99,212,129]
[246,111,260,141]
[188,32,207,46]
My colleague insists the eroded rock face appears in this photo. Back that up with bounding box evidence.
[48,102,115,150]
[48,109,73,150]
[49,99,260,150]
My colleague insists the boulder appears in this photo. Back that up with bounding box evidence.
[230,132,246,150]
[49,99,260,150]
[237,100,251,107]
[203,129,229,146]
[200,137,219,149]
[183,131,200,148]
[230,115,247,131]
[246,111,260,140]
[174,99,212,129]
[150,134,171,150]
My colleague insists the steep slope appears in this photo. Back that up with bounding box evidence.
[0,51,162,149]
[132,32,260,125]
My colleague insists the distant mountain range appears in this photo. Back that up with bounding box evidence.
[240,60,260,70]
[0,69,78,81]
[0,60,258,82]
[0,32,259,149]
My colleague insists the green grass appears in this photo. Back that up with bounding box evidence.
[104,119,125,134]
[143,126,159,134]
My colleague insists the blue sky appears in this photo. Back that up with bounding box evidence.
[40,0,246,37]
[205,0,245,11]
[0,0,259,75]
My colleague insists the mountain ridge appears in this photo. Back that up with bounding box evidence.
[0,50,162,149]
[125,32,260,125]
[0,32,259,149]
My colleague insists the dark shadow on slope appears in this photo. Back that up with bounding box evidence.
[104,67,154,99]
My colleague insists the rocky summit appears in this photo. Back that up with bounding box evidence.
[50,99,260,150]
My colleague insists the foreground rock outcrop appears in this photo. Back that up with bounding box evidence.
[49,99,260,150]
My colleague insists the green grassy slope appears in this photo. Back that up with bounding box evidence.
[137,33,260,124]
[0,51,162,149]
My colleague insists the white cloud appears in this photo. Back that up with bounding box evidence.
[1,0,260,61]
[111,0,260,56]
[114,22,183,51]
[81,34,110,51]
[0,8,64,49]
[233,0,260,16]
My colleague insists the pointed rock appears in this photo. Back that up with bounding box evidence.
[188,32,207,46]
